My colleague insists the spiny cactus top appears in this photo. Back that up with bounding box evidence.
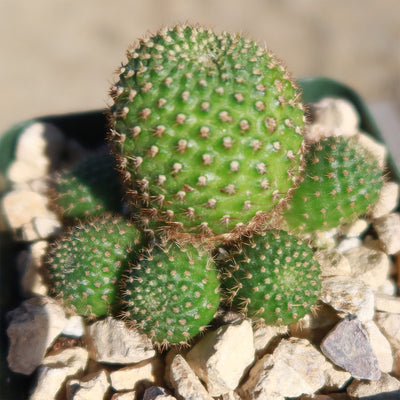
[122,242,220,347]
[109,24,306,240]
[283,136,384,232]
[52,151,124,219]
[218,229,321,325]
[48,216,142,318]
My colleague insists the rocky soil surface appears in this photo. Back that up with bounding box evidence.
[3,97,400,399]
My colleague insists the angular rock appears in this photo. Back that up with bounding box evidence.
[373,213,400,255]
[186,319,255,396]
[375,279,397,296]
[20,215,61,241]
[2,189,53,230]
[375,293,400,313]
[375,312,400,349]
[62,316,85,338]
[7,122,65,183]
[336,237,362,253]
[347,373,400,399]
[320,316,381,380]
[86,317,155,364]
[111,392,136,400]
[323,362,352,392]
[18,240,48,297]
[169,354,213,400]
[343,245,391,289]
[353,131,387,170]
[320,276,375,321]
[370,181,400,219]
[109,357,163,393]
[238,337,326,399]
[67,369,109,400]
[30,347,89,400]
[363,320,393,373]
[316,248,351,277]
[253,324,288,354]
[143,386,176,400]
[340,219,369,238]
[7,296,68,375]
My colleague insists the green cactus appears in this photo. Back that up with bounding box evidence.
[283,136,384,233]
[108,24,306,240]
[51,151,125,219]
[48,216,142,318]
[122,242,220,347]
[218,229,321,325]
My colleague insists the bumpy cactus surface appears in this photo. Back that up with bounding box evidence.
[108,24,306,239]
[122,242,220,347]
[283,136,384,232]
[48,216,142,318]
[218,229,321,325]
[52,151,124,219]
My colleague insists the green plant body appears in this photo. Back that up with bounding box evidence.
[48,216,142,318]
[108,24,306,239]
[283,136,384,232]
[52,151,124,219]
[122,242,220,347]
[218,229,321,325]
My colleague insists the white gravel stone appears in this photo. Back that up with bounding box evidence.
[253,324,288,354]
[322,362,352,392]
[363,320,393,373]
[169,354,213,400]
[67,369,109,400]
[343,245,391,289]
[86,317,155,364]
[370,181,400,219]
[21,215,61,241]
[320,276,375,321]
[29,347,89,400]
[7,122,65,183]
[373,212,400,255]
[18,240,48,297]
[336,237,363,253]
[375,312,400,349]
[238,337,326,399]
[307,97,360,141]
[1,189,53,230]
[375,293,400,313]
[62,316,85,338]
[7,296,68,375]
[339,219,369,237]
[110,392,136,400]
[186,319,255,396]
[347,372,400,399]
[353,131,387,170]
[109,358,163,392]
[316,248,351,277]
[375,279,398,296]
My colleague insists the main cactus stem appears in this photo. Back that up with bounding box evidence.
[108,24,306,241]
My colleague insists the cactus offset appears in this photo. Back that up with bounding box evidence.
[283,136,384,232]
[48,216,142,318]
[122,242,220,347]
[218,229,321,325]
[108,24,306,240]
[52,151,125,219]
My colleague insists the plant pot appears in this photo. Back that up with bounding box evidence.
[1,77,398,399]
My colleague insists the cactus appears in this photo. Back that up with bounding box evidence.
[122,242,220,347]
[218,229,321,325]
[108,24,306,240]
[48,216,142,318]
[283,136,384,233]
[51,151,125,219]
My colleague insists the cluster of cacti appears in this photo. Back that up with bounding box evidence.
[47,24,384,347]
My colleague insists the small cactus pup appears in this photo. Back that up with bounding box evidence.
[283,136,384,233]
[108,24,306,240]
[218,229,321,325]
[48,216,142,318]
[122,242,221,347]
[51,151,125,220]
